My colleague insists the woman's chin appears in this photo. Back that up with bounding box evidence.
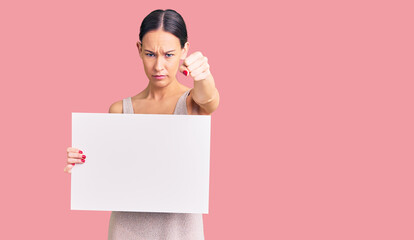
[150,79,170,88]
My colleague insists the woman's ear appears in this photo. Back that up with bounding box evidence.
[137,41,142,58]
[180,42,190,60]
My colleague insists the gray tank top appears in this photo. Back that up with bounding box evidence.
[121,89,198,115]
[107,89,204,239]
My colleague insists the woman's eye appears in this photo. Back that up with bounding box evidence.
[145,53,173,57]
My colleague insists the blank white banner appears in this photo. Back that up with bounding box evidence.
[71,112,211,214]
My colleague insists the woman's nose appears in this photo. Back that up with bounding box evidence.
[154,57,164,71]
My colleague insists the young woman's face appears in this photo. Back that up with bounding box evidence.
[137,29,189,88]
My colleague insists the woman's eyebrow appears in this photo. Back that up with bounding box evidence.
[144,49,176,53]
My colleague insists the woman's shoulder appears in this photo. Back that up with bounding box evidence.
[108,99,123,113]
[108,85,192,114]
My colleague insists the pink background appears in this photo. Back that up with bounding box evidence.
[1,0,413,239]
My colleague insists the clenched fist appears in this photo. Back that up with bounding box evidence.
[180,51,212,81]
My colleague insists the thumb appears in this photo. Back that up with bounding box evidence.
[179,64,189,76]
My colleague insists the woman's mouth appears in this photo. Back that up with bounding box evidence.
[152,75,166,80]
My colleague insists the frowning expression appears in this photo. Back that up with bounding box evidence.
[137,29,189,87]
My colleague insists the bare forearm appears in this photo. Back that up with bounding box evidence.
[181,51,220,113]
[193,74,220,113]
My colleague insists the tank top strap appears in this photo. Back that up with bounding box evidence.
[173,89,199,115]
[123,90,199,115]
[173,90,190,115]
[122,97,134,114]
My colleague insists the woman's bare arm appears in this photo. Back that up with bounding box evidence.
[109,100,123,113]
[192,75,220,114]
[181,51,220,114]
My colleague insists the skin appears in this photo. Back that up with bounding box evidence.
[64,29,220,173]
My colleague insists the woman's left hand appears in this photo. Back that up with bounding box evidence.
[180,51,212,81]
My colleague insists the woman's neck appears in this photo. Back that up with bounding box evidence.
[143,78,183,101]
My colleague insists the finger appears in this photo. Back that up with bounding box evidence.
[68,152,86,159]
[190,62,209,78]
[67,147,84,154]
[187,57,206,72]
[67,157,85,164]
[68,164,74,174]
[193,69,211,81]
[180,56,207,76]
[179,64,189,76]
[64,164,75,173]
[183,51,203,67]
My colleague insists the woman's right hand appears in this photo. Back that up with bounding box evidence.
[64,147,86,174]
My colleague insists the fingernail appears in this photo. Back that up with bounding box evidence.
[82,155,86,159]
[79,150,83,154]
[81,159,85,163]
[183,70,188,76]
[72,163,75,165]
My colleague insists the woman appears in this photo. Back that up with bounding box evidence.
[63,9,219,240]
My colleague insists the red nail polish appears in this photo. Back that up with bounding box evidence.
[79,150,83,154]
[72,163,75,165]
[82,155,86,159]
[81,159,85,163]
[183,70,188,76]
